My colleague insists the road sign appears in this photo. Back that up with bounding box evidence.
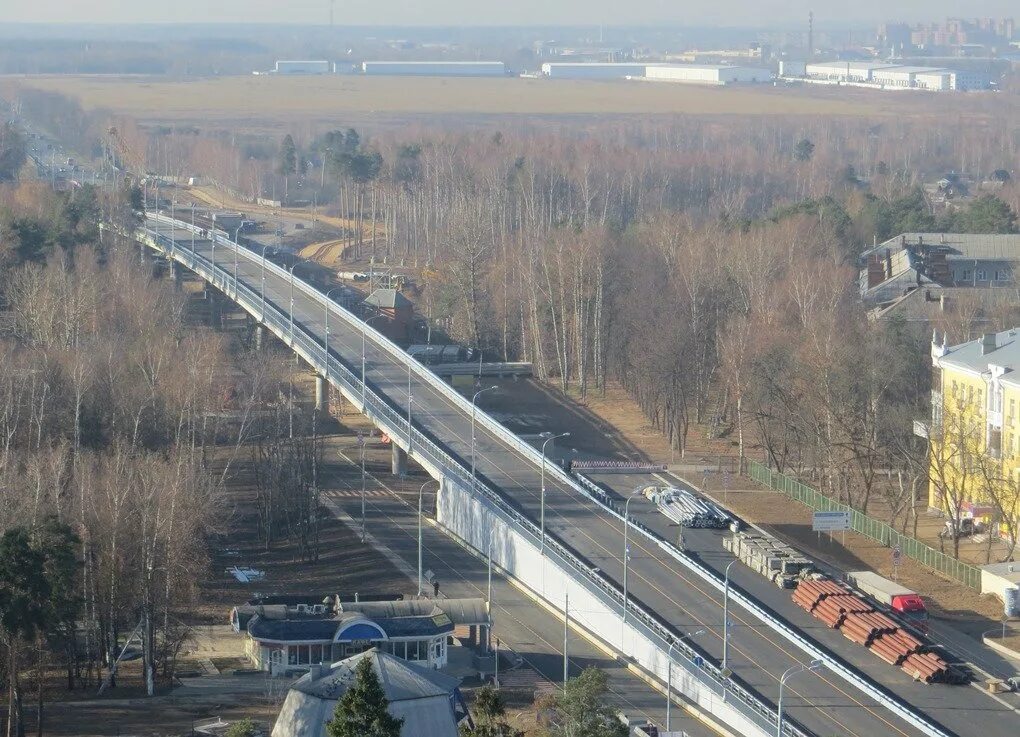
[812,510,850,532]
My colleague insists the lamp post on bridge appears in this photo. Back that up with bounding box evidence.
[470,386,498,493]
[418,479,439,596]
[259,245,272,321]
[232,227,242,296]
[666,629,704,731]
[723,559,737,695]
[324,287,344,377]
[540,432,570,555]
[361,313,386,410]
[777,660,823,737]
[287,262,310,346]
[622,488,644,625]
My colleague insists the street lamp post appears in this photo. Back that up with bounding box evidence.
[324,288,344,375]
[666,629,705,731]
[723,559,737,684]
[407,361,413,457]
[260,245,271,320]
[540,432,570,555]
[233,227,242,295]
[288,264,297,344]
[471,386,498,492]
[418,479,437,596]
[361,313,385,409]
[622,489,643,623]
[777,660,823,737]
[486,536,494,608]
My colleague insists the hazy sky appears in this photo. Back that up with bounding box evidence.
[1,1,1017,27]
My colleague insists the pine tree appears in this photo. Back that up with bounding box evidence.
[326,656,404,737]
[547,667,627,737]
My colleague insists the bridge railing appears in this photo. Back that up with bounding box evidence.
[144,216,951,737]
[141,222,799,737]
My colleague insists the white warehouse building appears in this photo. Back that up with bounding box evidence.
[361,61,507,77]
[645,64,770,85]
[540,63,651,79]
[871,66,934,88]
[801,61,990,91]
[804,61,900,82]
[274,60,332,75]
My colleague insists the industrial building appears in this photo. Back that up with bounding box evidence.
[273,60,332,75]
[540,62,652,79]
[804,61,901,82]
[360,61,507,77]
[798,61,990,90]
[645,64,770,85]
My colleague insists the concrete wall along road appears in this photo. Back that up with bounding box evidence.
[435,475,773,737]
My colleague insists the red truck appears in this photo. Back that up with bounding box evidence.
[848,571,929,633]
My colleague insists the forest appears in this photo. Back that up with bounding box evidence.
[12,85,1020,525]
[0,175,335,734]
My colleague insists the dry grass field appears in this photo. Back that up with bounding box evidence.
[6,73,893,128]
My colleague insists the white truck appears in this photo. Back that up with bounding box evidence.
[847,571,929,633]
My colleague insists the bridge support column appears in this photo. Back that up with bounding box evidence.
[314,374,328,412]
[167,260,182,290]
[391,445,407,476]
[254,325,264,352]
[207,291,222,329]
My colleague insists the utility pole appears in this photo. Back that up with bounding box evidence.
[563,592,569,688]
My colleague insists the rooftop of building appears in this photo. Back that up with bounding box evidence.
[862,232,1020,262]
[364,288,413,309]
[873,65,951,74]
[936,327,1020,380]
[294,649,460,701]
[807,60,902,69]
[242,597,489,643]
[872,284,1020,321]
[272,650,462,737]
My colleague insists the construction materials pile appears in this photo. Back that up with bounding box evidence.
[724,531,814,588]
[648,487,730,528]
[793,578,956,684]
[571,460,667,474]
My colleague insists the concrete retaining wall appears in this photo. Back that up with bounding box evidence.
[436,475,770,737]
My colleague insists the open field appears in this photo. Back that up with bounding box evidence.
[5,73,894,126]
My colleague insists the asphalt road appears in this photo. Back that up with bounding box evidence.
[319,441,717,736]
[144,217,1015,737]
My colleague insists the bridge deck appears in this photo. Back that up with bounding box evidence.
[144,215,1014,737]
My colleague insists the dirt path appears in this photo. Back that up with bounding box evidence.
[187,185,378,236]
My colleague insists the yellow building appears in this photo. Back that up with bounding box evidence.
[927,329,1020,537]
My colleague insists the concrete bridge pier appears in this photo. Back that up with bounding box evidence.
[314,374,328,412]
[254,324,264,352]
[391,445,407,476]
[167,260,182,290]
[207,291,222,329]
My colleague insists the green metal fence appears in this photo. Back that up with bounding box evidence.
[747,460,982,589]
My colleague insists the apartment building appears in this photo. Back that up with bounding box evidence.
[925,329,1020,534]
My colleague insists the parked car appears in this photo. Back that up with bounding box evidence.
[938,517,983,540]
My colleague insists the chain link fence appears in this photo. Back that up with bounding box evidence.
[747,461,981,589]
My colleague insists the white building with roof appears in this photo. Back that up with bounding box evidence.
[540,62,652,79]
[800,61,990,90]
[271,649,467,737]
[645,64,770,85]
